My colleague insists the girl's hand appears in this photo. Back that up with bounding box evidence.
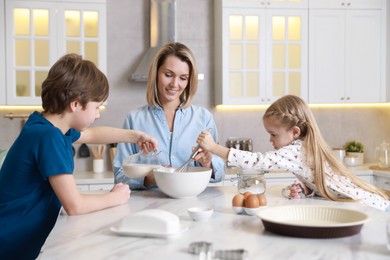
[196,131,216,152]
[282,180,311,199]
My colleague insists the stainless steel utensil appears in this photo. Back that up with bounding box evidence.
[174,145,202,173]
[174,128,213,173]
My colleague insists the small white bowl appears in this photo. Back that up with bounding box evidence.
[232,206,244,214]
[188,207,214,221]
[244,206,268,216]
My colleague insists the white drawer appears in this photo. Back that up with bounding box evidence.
[89,184,113,191]
[375,176,390,190]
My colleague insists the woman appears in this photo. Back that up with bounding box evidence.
[114,42,225,189]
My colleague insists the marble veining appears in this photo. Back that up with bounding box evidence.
[38,185,390,260]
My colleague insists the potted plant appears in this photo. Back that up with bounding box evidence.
[343,140,365,165]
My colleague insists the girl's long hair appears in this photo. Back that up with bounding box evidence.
[263,95,389,201]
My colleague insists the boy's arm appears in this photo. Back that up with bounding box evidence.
[76,127,158,152]
[49,174,130,215]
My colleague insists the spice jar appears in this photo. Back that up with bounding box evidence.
[237,169,266,194]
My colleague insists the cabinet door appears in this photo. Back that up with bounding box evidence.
[309,10,345,103]
[345,10,382,102]
[375,175,390,190]
[57,2,107,74]
[310,0,383,9]
[216,7,308,105]
[309,9,383,103]
[217,8,267,105]
[5,1,57,105]
[4,0,106,105]
[222,0,308,9]
[89,184,113,191]
[266,9,308,103]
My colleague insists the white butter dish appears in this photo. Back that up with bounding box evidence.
[110,209,188,238]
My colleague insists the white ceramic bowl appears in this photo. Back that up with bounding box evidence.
[153,166,212,199]
[123,163,159,178]
[244,206,267,216]
[232,206,244,214]
[187,207,214,221]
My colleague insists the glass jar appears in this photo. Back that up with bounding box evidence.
[376,141,390,168]
[237,169,266,194]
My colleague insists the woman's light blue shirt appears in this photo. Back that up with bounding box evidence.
[113,104,225,189]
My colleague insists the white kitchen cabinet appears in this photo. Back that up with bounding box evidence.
[88,184,113,191]
[215,0,308,105]
[3,0,106,105]
[374,174,390,190]
[222,0,308,9]
[309,0,386,103]
[74,171,114,191]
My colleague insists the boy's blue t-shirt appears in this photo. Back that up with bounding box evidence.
[0,111,80,259]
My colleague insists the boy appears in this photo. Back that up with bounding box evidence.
[0,53,158,259]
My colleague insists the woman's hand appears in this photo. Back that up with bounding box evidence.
[144,172,157,187]
[193,149,212,168]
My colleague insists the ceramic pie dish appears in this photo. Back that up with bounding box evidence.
[257,205,369,238]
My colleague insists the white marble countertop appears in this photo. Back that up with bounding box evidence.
[39,185,390,260]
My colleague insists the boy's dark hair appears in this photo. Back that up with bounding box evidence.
[41,53,109,114]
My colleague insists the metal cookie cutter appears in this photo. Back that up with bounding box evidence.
[188,241,249,260]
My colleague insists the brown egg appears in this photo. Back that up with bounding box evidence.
[243,191,252,199]
[245,194,260,208]
[232,194,245,207]
[257,194,267,206]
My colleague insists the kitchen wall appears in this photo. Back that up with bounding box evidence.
[1,0,390,171]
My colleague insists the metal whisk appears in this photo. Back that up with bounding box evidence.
[174,145,203,173]
[174,128,213,173]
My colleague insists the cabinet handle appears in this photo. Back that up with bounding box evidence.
[341,2,345,6]
[347,2,351,6]
[346,97,350,100]
[341,97,344,100]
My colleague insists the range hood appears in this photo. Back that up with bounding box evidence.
[131,0,176,81]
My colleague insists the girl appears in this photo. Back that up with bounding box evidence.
[197,95,390,211]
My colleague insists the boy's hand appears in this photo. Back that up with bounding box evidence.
[136,132,158,153]
[111,183,131,204]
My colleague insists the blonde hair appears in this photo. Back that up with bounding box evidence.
[263,95,389,201]
[146,42,198,109]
